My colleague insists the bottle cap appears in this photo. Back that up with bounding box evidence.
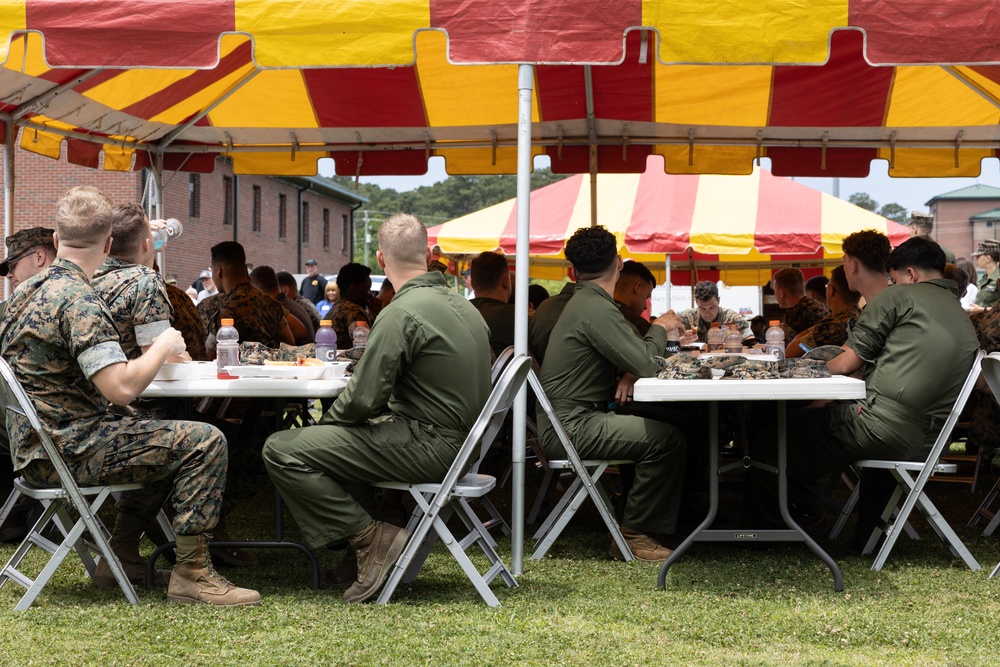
[355,321,367,327]
[710,322,720,328]
[221,318,234,326]
[320,320,332,326]
[769,320,780,326]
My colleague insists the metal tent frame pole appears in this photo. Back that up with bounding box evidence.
[511,64,534,574]
[4,121,14,300]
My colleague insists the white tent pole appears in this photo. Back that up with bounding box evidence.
[511,63,534,574]
[4,121,14,300]
[584,65,598,226]
[151,151,166,275]
[666,255,672,310]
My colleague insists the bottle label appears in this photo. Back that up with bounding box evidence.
[316,346,337,362]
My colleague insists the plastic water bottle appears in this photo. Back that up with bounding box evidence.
[664,328,680,356]
[724,324,743,353]
[765,320,785,361]
[706,322,724,352]
[151,218,183,250]
[216,318,240,379]
[352,321,369,351]
[315,320,338,362]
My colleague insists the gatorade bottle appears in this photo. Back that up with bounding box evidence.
[765,320,786,361]
[724,324,743,353]
[151,218,183,250]
[216,318,240,379]
[315,320,338,362]
[706,321,724,352]
[352,321,369,351]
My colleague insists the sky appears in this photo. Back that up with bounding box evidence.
[318,155,1000,217]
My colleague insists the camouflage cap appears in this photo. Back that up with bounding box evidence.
[0,227,54,276]
[972,239,1000,257]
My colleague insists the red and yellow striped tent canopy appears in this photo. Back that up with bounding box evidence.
[427,168,910,285]
[1,2,1000,178]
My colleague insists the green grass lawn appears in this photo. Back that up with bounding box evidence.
[2,473,1000,666]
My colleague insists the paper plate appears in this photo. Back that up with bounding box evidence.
[154,361,217,381]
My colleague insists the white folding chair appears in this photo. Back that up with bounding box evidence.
[527,369,633,562]
[827,465,919,542]
[854,350,984,572]
[0,358,144,610]
[492,345,572,525]
[373,354,532,606]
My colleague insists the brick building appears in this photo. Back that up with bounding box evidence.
[926,184,1000,261]
[1,150,365,291]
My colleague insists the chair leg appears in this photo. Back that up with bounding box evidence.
[913,492,980,570]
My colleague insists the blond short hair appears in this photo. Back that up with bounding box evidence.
[378,213,428,267]
[54,186,114,248]
[772,267,804,295]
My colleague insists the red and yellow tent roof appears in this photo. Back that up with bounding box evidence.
[1,2,1000,178]
[427,168,910,284]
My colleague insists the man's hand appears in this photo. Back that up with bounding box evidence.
[168,351,192,364]
[151,327,186,357]
[968,304,985,315]
[679,329,698,346]
[615,373,639,405]
[149,218,168,232]
[652,310,683,333]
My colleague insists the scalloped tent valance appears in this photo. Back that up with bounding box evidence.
[1,1,999,178]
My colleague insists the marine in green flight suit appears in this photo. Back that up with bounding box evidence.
[263,214,492,603]
[748,237,979,529]
[529,281,575,363]
[536,227,687,556]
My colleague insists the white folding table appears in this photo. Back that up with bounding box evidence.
[140,374,349,587]
[633,375,865,592]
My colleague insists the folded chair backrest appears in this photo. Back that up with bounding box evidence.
[981,352,1000,400]
[491,346,516,385]
[437,355,531,507]
[866,349,984,571]
[0,358,77,493]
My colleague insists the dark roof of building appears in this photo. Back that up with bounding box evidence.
[925,184,1000,206]
[275,176,369,206]
[970,207,1000,221]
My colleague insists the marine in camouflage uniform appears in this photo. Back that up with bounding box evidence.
[197,293,221,338]
[93,257,181,421]
[678,306,753,343]
[165,281,208,361]
[328,297,371,350]
[782,295,829,336]
[0,259,227,536]
[208,282,288,348]
[797,305,861,349]
[92,257,172,360]
[969,309,1000,449]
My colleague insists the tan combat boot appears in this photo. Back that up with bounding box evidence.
[167,534,261,606]
[93,512,171,588]
[343,521,409,604]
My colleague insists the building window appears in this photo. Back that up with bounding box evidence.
[252,186,262,233]
[188,174,200,218]
[341,214,349,252]
[278,194,287,239]
[302,201,310,244]
[223,176,234,226]
[323,208,330,250]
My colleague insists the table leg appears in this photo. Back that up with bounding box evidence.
[659,402,719,589]
[775,401,843,591]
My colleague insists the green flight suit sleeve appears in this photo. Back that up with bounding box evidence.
[581,301,667,378]
[845,288,904,364]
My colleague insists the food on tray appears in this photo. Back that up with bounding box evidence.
[262,356,325,367]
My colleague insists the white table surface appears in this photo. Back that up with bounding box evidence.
[634,375,865,402]
[141,376,348,398]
